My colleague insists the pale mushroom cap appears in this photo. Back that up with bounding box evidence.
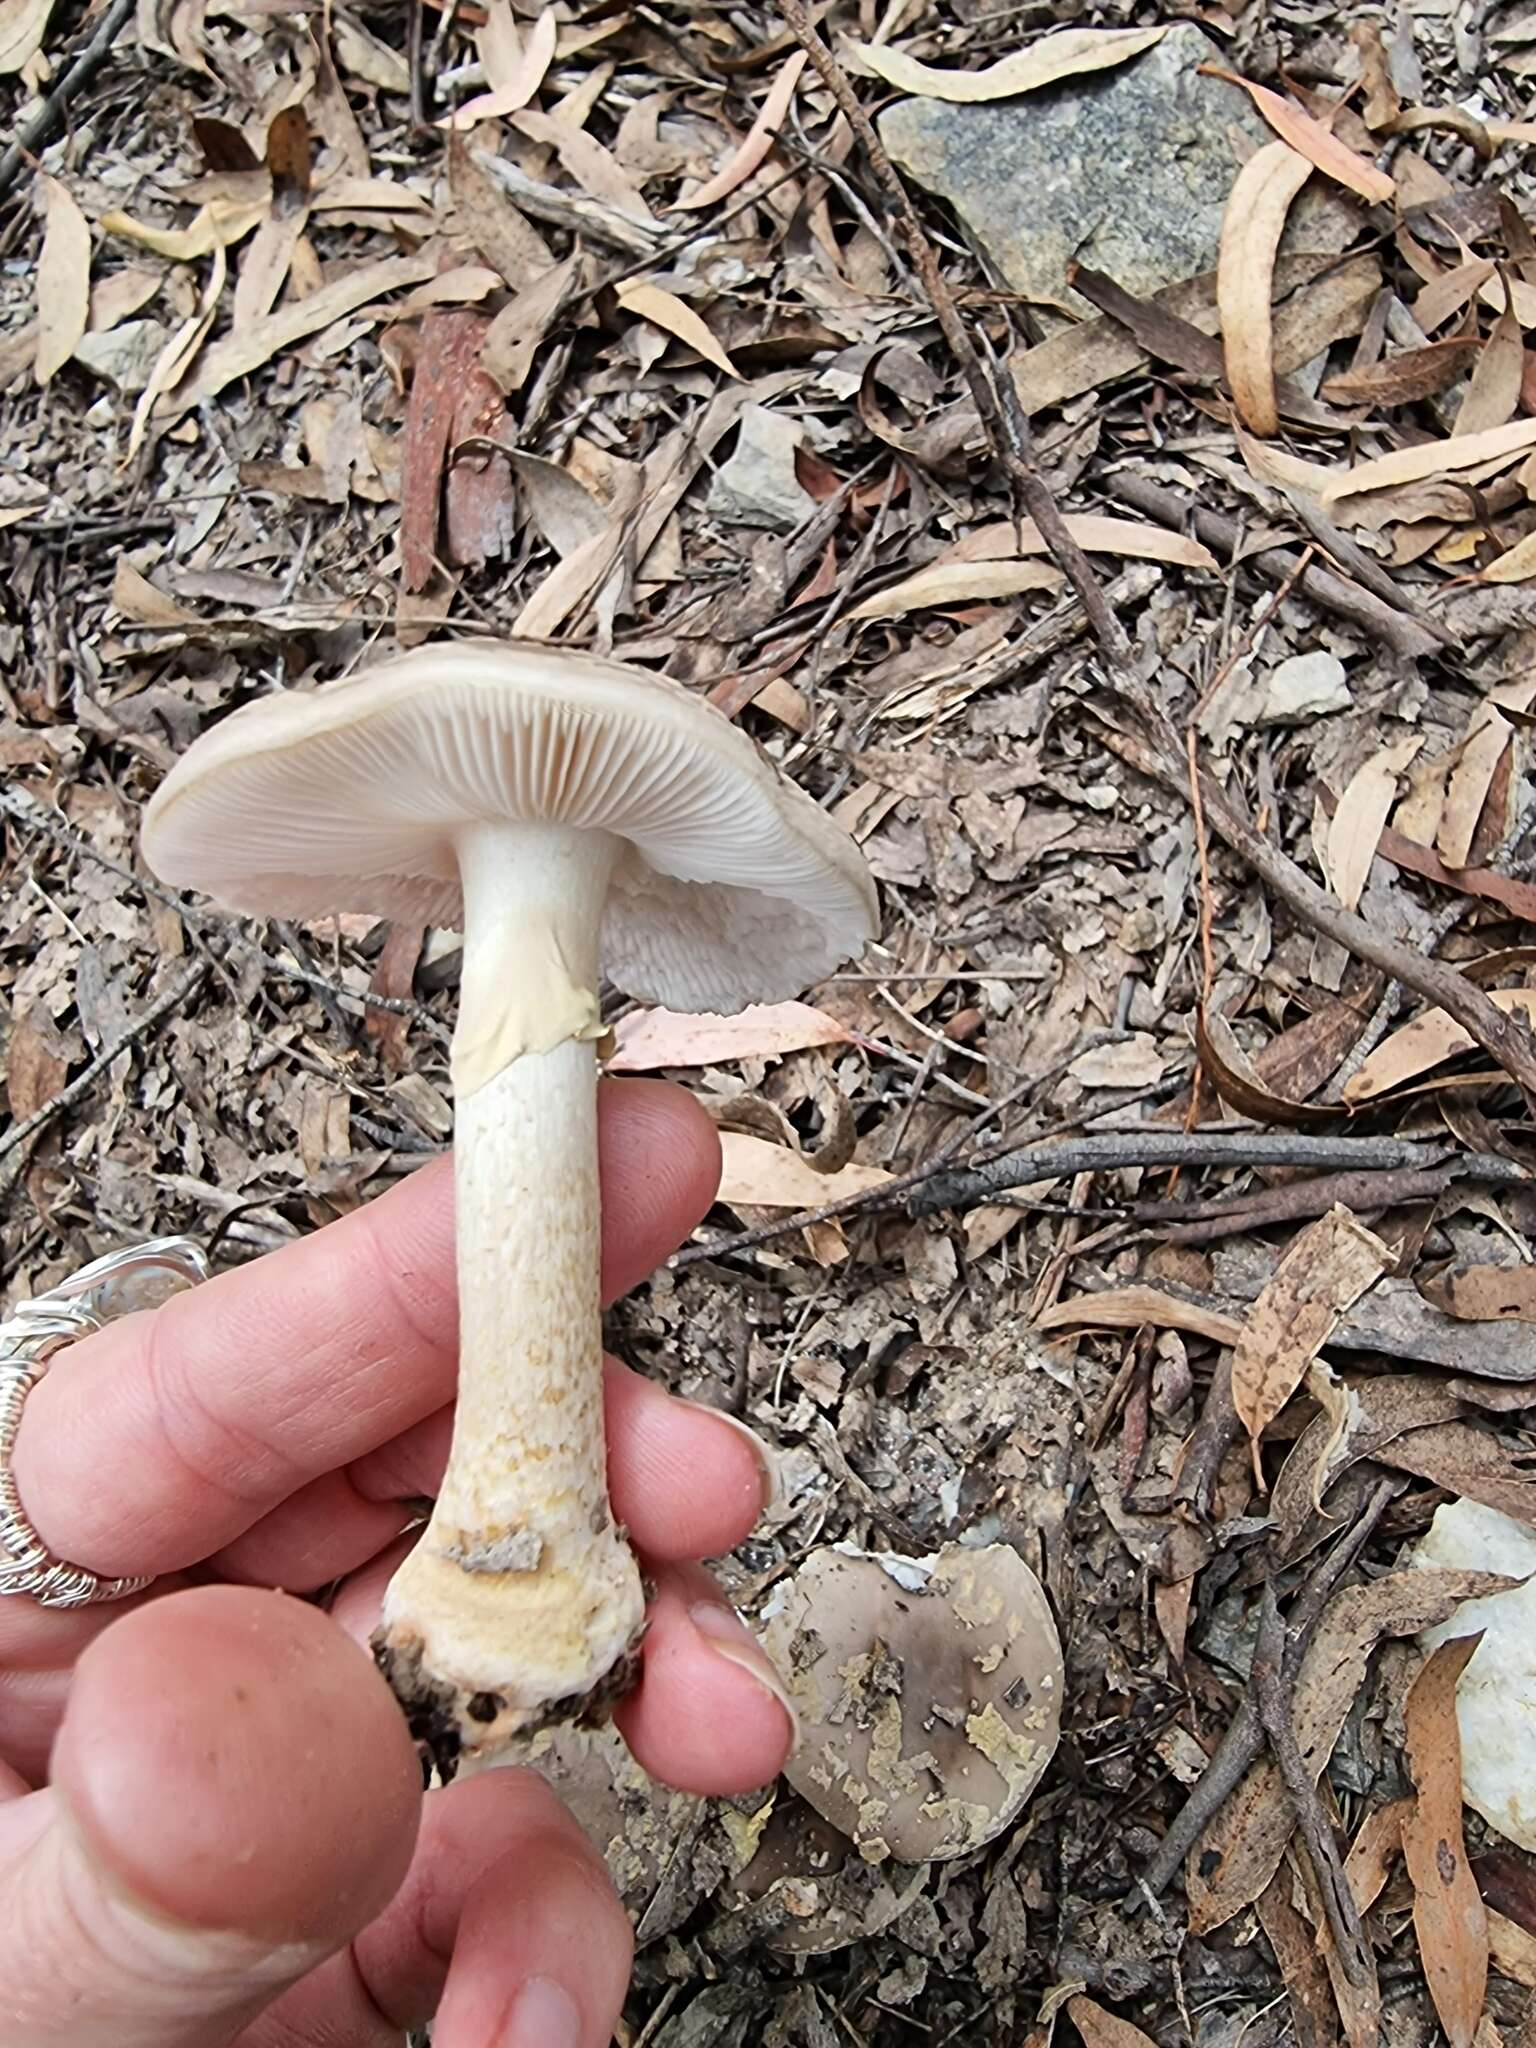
[142,641,878,1013]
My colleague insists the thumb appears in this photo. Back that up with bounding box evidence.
[0,1586,421,2048]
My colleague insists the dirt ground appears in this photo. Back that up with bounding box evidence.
[9,1,1536,2043]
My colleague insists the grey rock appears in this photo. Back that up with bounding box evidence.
[706,404,815,532]
[877,23,1269,312]
[1257,650,1353,725]
[72,319,167,394]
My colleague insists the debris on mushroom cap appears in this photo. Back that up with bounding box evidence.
[761,1541,1062,1863]
[726,1791,930,1954]
[1413,1498,1536,1852]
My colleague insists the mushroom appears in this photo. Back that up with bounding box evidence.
[141,640,877,1766]
[761,1542,1062,1861]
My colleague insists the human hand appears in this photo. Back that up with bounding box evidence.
[0,1080,792,2047]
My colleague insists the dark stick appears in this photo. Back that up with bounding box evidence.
[1250,1589,1379,1998]
[0,0,138,203]
[1106,472,1446,662]
[1140,1485,1392,1897]
[908,1131,1520,1217]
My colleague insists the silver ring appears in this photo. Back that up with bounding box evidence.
[0,1236,209,1609]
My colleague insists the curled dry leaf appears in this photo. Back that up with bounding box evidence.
[1321,417,1536,508]
[1326,736,1422,912]
[1218,141,1314,437]
[615,279,742,379]
[608,1001,854,1072]
[102,197,265,261]
[850,23,1167,104]
[1036,1287,1241,1347]
[1404,1633,1489,2048]
[680,50,807,210]
[0,0,53,72]
[1230,1206,1392,1448]
[33,175,91,388]
[848,559,1064,620]
[717,1132,891,1209]
[1195,1008,1346,1126]
[1203,66,1395,202]
[1065,1995,1159,2048]
[1343,988,1536,1104]
[761,1544,1062,1862]
[127,241,227,461]
[940,513,1220,573]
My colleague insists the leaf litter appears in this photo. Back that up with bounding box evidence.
[14,3,1536,2044]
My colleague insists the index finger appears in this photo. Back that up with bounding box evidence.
[12,1080,720,1581]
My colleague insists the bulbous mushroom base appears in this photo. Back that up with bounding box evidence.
[374,1623,646,1783]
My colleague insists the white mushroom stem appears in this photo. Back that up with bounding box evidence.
[374,821,645,1764]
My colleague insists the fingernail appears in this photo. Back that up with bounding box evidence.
[678,1398,781,1512]
[502,1976,583,2048]
[690,1600,800,1750]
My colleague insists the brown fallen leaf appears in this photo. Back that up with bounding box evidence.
[102,196,265,262]
[1346,1797,1412,1913]
[939,513,1220,574]
[1256,1860,1343,2048]
[33,173,91,387]
[1218,141,1314,437]
[1480,529,1536,583]
[1488,1909,1536,1989]
[442,3,557,128]
[1445,679,1536,871]
[680,50,806,209]
[446,128,553,292]
[1203,67,1395,202]
[128,241,226,461]
[481,251,581,395]
[1188,1568,1513,1933]
[1344,988,1536,1104]
[1322,337,1481,407]
[1326,736,1421,912]
[1374,1421,1536,1527]
[1321,418,1536,508]
[509,461,642,640]
[1456,289,1526,438]
[718,1132,891,1210]
[1064,1994,1158,2048]
[614,279,741,379]
[849,560,1064,620]
[1036,1287,1241,1347]
[1415,258,1500,335]
[4,1006,68,1120]
[1405,1634,1489,2048]
[1230,1207,1393,1449]
[0,0,54,73]
[1420,1265,1536,1324]
[1372,820,1536,927]
[515,107,655,221]
[851,23,1167,103]
[110,559,198,628]
[1194,1008,1346,1127]
[1352,20,1400,128]
[608,1002,854,1073]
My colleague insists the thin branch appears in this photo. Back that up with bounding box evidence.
[774,0,1132,672]
[0,0,137,202]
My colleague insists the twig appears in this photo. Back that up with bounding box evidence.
[1250,1589,1378,1997]
[907,1131,1511,1218]
[1092,717,1536,1107]
[0,962,208,1190]
[1140,1484,1391,1896]
[774,0,1131,673]
[0,0,137,203]
[1107,473,1446,661]
[1133,1160,1476,1244]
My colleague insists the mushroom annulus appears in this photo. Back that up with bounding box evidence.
[142,640,877,1768]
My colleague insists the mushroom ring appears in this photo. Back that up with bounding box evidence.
[0,1236,209,1608]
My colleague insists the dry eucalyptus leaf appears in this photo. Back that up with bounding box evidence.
[849,559,1064,621]
[1405,1632,1490,2048]
[1420,1265,1536,1324]
[762,1544,1062,1862]
[939,512,1219,573]
[1325,735,1421,912]
[1195,1007,1345,1127]
[1218,141,1313,438]
[1230,1206,1392,1446]
[717,1132,891,1210]
[728,1794,929,1954]
[1455,294,1525,438]
[481,252,580,394]
[1037,1287,1241,1347]
[102,196,265,261]
[681,50,807,210]
[1321,417,1536,508]
[1322,337,1479,406]
[1343,988,1536,1104]
[1204,67,1395,202]
[608,1001,854,1072]
[33,174,91,387]
[1066,1994,1159,2048]
[0,0,54,72]
[441,4,556,128]
[849,23,1166,104]
[1438,678,1536,868]
[615,279,741,380]
[1345,1798,1412,1914]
